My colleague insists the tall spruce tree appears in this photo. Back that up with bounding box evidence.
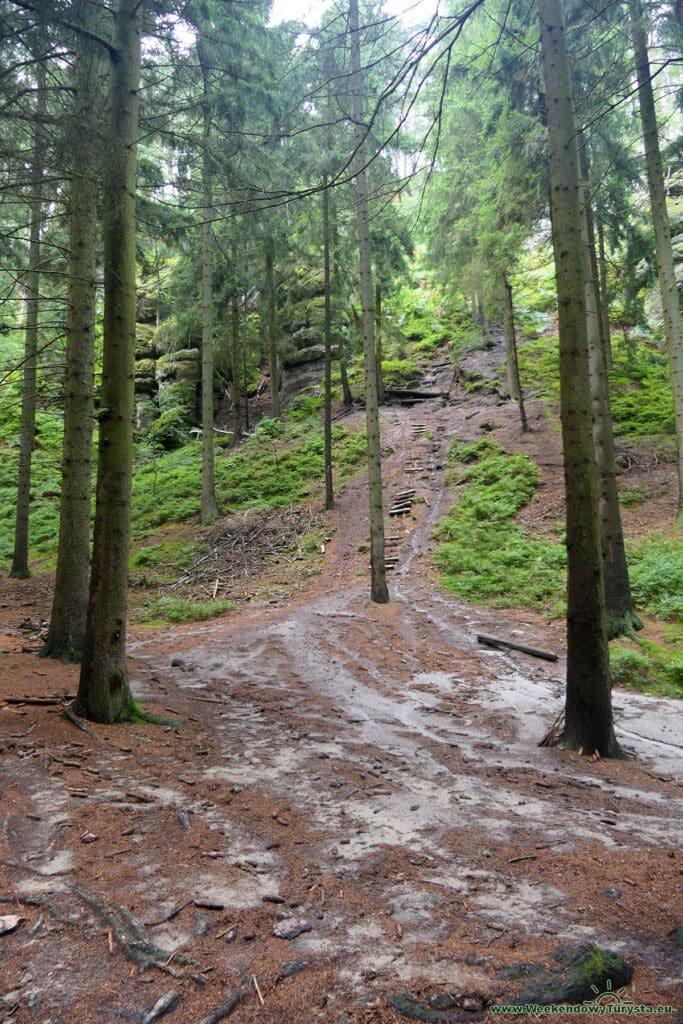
[76,0,143,722]
[349,0,388,604]
[44,26,103,658]
[10,55,45,579]
[537,0,622,756]
[629,0,683,519]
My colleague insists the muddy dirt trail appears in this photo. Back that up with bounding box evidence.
[1,338,682,1024]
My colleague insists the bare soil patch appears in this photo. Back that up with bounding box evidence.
[1,337,681,1024]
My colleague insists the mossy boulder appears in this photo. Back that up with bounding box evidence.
[135,358,157,395]
[283,344,325,369]
[499,944,633,1008]
[156,349,199,384]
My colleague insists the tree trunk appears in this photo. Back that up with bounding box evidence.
[11,60,45,579]
[501,271,529,433]
[265,236,280,418]
[76,0,142,723]
[231,291,242,445]
[630,0,683,519]
[349,0,388,604]
[340,355,353,406]
[596,215,612,369]
[323,177,334,510]
[44,37,99,659]
[537,0,621,757]
[328,177,352,406]
[579,138,640,638]
[198,37,218,524]
[243,294,250,434]
[375,280,384,405]
[477,288,488,334]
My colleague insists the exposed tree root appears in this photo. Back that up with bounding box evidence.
[62,706,99,738]
[196,989,247,1024]
[68,882,200,977]
[388,992,486,1022]
[141,988,179,1024]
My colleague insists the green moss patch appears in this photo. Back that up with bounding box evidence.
[434,439,566,613]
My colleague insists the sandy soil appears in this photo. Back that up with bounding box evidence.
[1,337,681,1024]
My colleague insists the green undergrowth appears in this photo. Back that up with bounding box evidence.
[132,418,367,541]
[608,338,674,439]
[433,438,566,613]
[627,533,683,621]
[434,439,682,697]
[516,336,561,400]
[0,415,368,567]
[134,596,234,625]
[0,407,78,563]
[515,331,674,444]
[389,282,455,356]
[610,633,682,699]
[381,358,420,388]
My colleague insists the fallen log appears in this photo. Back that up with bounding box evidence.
[476,634,558,662]
[4,696,65,706]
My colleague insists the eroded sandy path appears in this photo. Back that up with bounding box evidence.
[1,343,681,1023]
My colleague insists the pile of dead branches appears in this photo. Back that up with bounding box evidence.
[170,506,324,596]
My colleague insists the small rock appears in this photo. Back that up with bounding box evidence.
[0,916,23,935]
[193,914,213,937]
[170,658,183,667]
[273,918,312,940]
[603,887,622,901]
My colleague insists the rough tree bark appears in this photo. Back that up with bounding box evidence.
[75,0,143,723]
[265,236,280,418]
[11,59,45,579]
[375,280,384,406]
[349,0,388,604]
[242,293,250,434]
[630,0,683,519]
[537,0,622,756]
[579,137,640,638]
[596,215,613,369]
[43,35,100,658]
[197,31,219,524]
[500,271,529,433]
[231,289,242,445]
[323,176,334,510]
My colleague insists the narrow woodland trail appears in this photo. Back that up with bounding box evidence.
[1,336,681,1023]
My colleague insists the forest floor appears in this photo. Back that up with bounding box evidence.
[1,336,681,1024]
